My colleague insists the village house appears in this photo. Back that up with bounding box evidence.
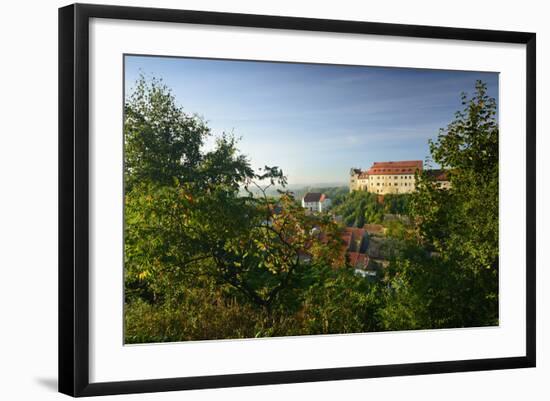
[340,227,371,271]
[308,225,374,275]
[341,227,368,253]
[426,169,451,189]
[301,192,332,213]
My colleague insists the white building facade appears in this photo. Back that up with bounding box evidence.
[350,161,450,194]
[302,192,332,213]
[350,160,423,195]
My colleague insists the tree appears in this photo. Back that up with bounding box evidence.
[383,194,412,215]
[124,75,256,193]
[415,80,498,279]
[124,75,211,190]
[380,81,499,329]
[124,76,344,317]
[125,176,344,314]
[332,191,384,227]
[125,75,505,342]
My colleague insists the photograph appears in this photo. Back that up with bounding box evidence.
[122,55,500,344]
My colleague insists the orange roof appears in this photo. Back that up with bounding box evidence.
[343,227,366,245]
[348,252,360,266]
[348,252,369,268]
[344,227,365,236]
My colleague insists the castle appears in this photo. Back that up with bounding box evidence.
[349,160,449,194]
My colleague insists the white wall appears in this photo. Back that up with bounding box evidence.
[0,0,547,399]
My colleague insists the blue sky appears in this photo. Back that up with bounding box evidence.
[125,55,498,186]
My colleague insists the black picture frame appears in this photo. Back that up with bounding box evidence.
[59,3,536,397]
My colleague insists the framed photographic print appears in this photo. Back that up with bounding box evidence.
[58,3,536,397]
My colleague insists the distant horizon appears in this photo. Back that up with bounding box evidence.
[125,56,499,186]
[243,182,350,190]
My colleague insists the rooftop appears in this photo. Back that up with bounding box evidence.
[367,160,423,176]
[426,169,449,181]
[303,192,327,202]
[348,252,369,269]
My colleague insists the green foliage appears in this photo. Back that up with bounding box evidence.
[382,194,412,215]
[363,202,384,225]
[125,180,344,312]
[124,75,254,192]
[299,265,383,334]
[125,76,208,190]
[332,191,411,228]
[124,76,499,343]
[125,265,383,343]
[379,81,499,329]
[384,220,409,241]
[332,191,413,227]
[332,191,379,227]
[124,75,329,312]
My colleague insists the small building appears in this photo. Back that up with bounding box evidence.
[340,228,370,271]
[426,169,451,189]
[301,192,332,213]
[342,227,368,253]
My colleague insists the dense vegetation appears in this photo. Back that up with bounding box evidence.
[331,191,411,227]
[124,77,499,343]
[380,82,499,329]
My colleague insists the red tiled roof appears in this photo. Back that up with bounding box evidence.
[348,252,360,266]
[366,160,423,176]
[372,160,423,168]
[348,252,369,268]
[343,227,366,244]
